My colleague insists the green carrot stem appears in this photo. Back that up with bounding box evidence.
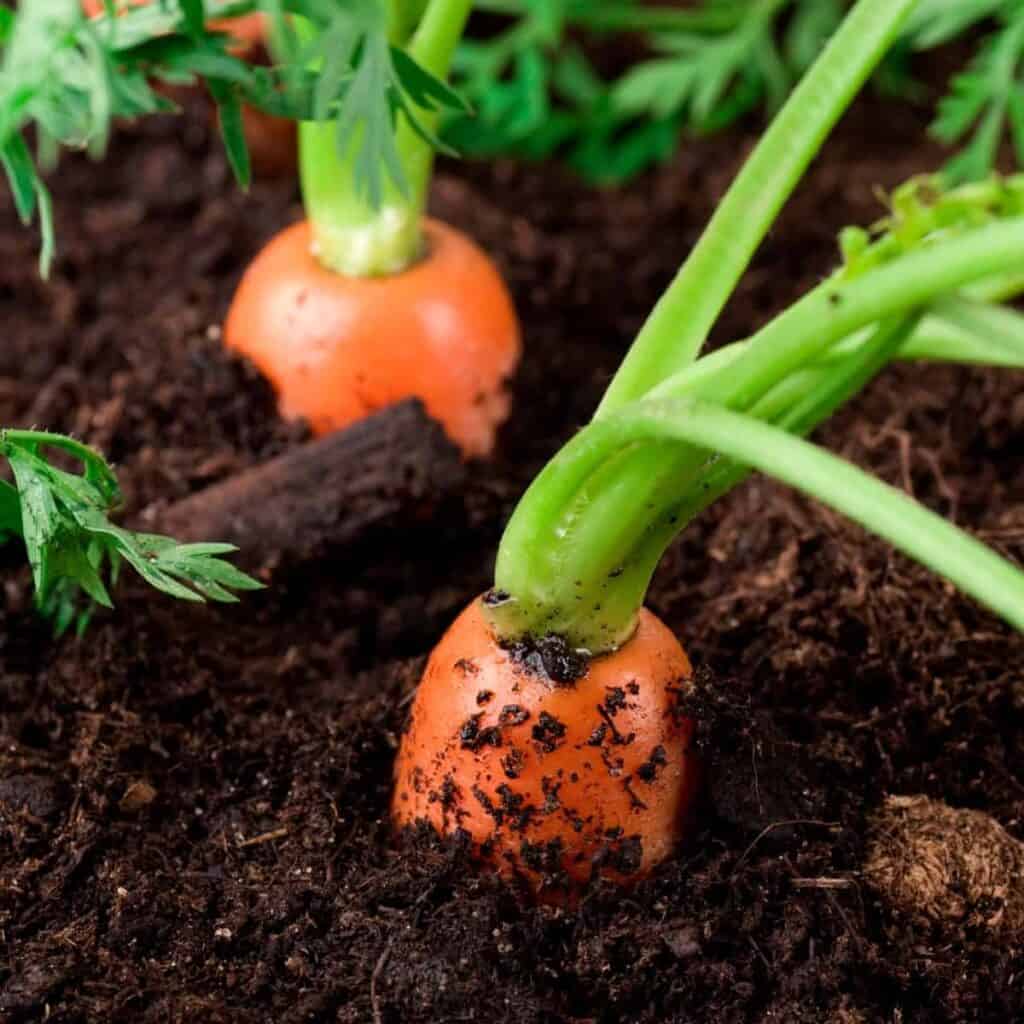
[490,215,1024,650]
[487,315,918,650]
[645,295,1024,400]
[610,398,1024,634]
[594,0,917,417]
[547,294,1024,649]
[299,0,472,277]
[486,0,1024,653]
[968,269,1024,303]
[0,428,121,499]
[688,218,1024,411]
[389,0,431,43]
[588,313,924,643]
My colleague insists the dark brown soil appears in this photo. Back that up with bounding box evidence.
[3,67,1024,1023]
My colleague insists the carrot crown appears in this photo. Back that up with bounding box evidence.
[486,0,1024,654]
[297,0,473,276]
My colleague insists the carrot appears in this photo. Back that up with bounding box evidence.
[391,0,1024,898]
[392,599,699,892]
[26,2,516,449]
[224,218,519,457]
[24,0,1024,904]
[221,0,521,456]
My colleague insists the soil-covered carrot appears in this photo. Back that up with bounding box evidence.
[224,0,521,456]
[393,0,1024,896]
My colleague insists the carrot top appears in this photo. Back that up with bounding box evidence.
[485,0,1024,653]
[0,429,261,634]
[296,0,473,275]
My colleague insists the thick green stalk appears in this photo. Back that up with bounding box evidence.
[389,0,431,42]
[492,320,1024,650]
[577,313,924,647]
[595,0,917,417]
[564,295,1024,645]
[488,316,919,650]
[299,0,472,276]
[693,219,1024,411]
[639,236,1024,409]
[969,269,1024,303]
[608,399,1024,634]
[490,219,1024,649]
[644,295,1024,395]
[915,295,1024,363]
[488,0,1024,654]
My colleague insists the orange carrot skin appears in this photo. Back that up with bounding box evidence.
[225,219,521,457]
[392,599,699,894]
[236,103,297,177]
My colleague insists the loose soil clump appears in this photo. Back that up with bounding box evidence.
[865,795,1024,937]
[3,75,1024,1021]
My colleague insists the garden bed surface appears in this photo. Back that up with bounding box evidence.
[2,83,1024,1022]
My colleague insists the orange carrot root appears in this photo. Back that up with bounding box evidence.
[225,219,521,457]
[229,103,297,177]
[392,599,699,896]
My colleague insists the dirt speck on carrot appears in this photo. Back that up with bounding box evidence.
[392,599,700,895]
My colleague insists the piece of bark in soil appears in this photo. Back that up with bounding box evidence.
[144,401,464,573]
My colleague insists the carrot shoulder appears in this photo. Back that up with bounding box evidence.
[225,219,520,457]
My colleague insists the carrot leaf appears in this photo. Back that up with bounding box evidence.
[447,0,1023,186]
[928,6,1024,184]
[0,0,466,271]
[0,428,262,635]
